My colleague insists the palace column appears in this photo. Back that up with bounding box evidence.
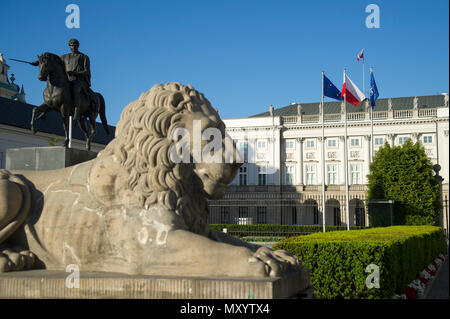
[296,137,305,186]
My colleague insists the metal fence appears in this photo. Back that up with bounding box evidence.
[209,224,366,238]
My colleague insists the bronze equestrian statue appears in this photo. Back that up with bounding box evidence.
[27,39,109,150]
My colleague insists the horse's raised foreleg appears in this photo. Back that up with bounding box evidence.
[30,104,50,134]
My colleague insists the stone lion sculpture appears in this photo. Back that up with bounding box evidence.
[0,82,300,278]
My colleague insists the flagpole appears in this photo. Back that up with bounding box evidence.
[362,56,365,96]
[370,66,374,163]
[321,71,326,233]
[343,68,350,230]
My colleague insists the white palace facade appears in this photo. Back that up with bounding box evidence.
[207,94,449,233]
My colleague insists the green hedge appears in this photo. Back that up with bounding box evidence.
[209,224,364,237]
[273,226,446,299]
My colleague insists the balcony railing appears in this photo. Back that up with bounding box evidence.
[324,114,341,122]
[302,115,319,123]
[347,112,365,121]
[393,109,412,118]
[372,111,388,120]
[419,108,437,117]
[282,116,298,124]
[281,108,438,125]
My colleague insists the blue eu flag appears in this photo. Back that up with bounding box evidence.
[323,74,344,101]
[369,71,379,108]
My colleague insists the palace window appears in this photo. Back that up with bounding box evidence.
[327,139,337,147]
[285,139,295,150]
[327,164,338,185]
[355,207,365,227]
[350,164,362,185]
[423,135,433,144]
[238,141,248,162]
[313,206,319,225]
[333,207,342,226]
[306,139,315,148]
[257,140,266,150]
[285,165,295,185]
[350,137,360,147]
[398,136,409,145]
[305,164,316,185]
[374,137,384,145]
[257,207,267,224]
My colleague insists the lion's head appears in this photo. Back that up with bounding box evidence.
[97,82,240,234]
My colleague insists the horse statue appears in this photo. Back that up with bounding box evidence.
[30,52,109,150]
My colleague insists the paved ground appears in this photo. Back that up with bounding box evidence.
[426,255,449,299]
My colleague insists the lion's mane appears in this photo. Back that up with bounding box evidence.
[99,82,215,234]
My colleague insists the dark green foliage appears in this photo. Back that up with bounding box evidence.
[273,226,446,299]
[367,140,441,225]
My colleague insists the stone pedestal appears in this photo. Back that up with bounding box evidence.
[5,146,97,171]
[0,269,311,299]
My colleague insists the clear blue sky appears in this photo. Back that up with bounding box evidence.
[1,0,448,126]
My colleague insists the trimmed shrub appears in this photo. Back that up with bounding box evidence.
[273,226,446,299]
[367,140,441,225]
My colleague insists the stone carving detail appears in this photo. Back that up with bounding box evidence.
[257,153,266,160]
[0,82,301,278]
[350,151,360,158]
[306,152,315,160]
[285,153,294,160]
[328,152,337,159]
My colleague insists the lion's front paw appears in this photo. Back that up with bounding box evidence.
[0,249,37,272]
[248,247,301,277]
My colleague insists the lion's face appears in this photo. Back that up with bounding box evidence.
[179,107,241,200]
[100,82,241,233]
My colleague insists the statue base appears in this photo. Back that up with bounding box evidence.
[0,269,311,299]
[5,146,97,171]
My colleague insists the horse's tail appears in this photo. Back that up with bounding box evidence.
[97,93,110,135]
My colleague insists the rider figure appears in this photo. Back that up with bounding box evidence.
[31,38,94,120]
[61,38,92,120]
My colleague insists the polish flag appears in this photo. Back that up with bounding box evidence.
[357,49,364,61]
[341,73,366,106]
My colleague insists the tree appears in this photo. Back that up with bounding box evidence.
[367,139,441,225]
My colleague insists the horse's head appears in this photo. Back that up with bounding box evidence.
[37,52,65,82]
